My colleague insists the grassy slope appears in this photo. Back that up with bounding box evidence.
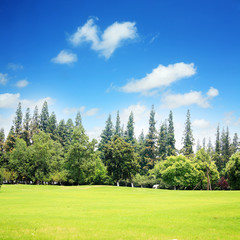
[0,185,239,240]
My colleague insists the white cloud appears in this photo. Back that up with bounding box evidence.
[162,91,209,109]
[192,119,211,128]
[69,18,138,59]
[15,79,29,88]
[207,87,219,98]
[121,62,196,93]
[161,87,219,109]
[0,93,20,108]
[7,63,23,71]
[0,93,54,110]
[84,108,99,117]
[51,50,78,64]
[0,73,8,85]
[63,106,85,115]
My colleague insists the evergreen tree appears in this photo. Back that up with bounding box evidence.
[167,111,176,156]
[31,106,40,136]
[221,127,231,166]
[13,102,23,137]
[47,112,58,140]
[126,111,135,145]
[138,130,145,144]
[215,125,221,154]
[65,118,74,146]
[40,101,49,132]
[4,126,16,152]
[143,105,157,170]
[232,133,239,154]
[98,114,113,156]
[75,111,82,127]
[57,119,67,147]
[158,121,168,160]
[182,110,194,156]
[22,108,31,146]
[114,110,121,136]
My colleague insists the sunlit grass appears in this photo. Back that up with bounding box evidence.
[0,185,239,239]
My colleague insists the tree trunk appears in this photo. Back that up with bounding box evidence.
[117,181,119,187]
[174,186,176,190]
[131,182,134,188]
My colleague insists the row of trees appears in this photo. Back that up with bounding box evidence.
[0,102,239,189]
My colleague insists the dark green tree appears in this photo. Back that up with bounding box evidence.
[22,108,31,146]
[4,126,16,153]
[226,152,240,189]
[232,133,239,154]
[13,102,23,137]
[65,118,74,147]
[66,126,98,185]
[47,112,58,140]
[215,125,221,154]
[31,106,40,136]
[126,111,135,145]
[167,110,176,156]
[98,114,113,156]
[158,121,168,160]
[143,105,157,170]
[182,110,194,156]
[40,101,49,132]
[104,136,139,187]
[114,110,121,136]
[0,128,5,158]
[57,119,67,147]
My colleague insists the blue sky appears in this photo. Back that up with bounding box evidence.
[1,0,240,148]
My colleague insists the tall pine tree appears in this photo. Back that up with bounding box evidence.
[167,110,176,156]
[13,102,23,137]
[143,105,157,170]
[158,121,168,160]
[182,110,194,156]
[126,111,135,145]
[114,111,121,137]
[40,101,49,132]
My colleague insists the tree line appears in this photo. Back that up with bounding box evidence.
[0,102,239,190]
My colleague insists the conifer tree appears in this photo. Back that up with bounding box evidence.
[65,118,74,146]
[98,114,113,157]
[143,105,157,170]
[114,111,121,136]
[13,102,23,137]
[126,111,135,145]
[57,119,67,147]
[167,111,176,156]
[196,139,201,152]
[221,127,231,165]
[215,125,221,154]
[31,106,40,136]
[232,133,239,154]
[22,108,31,146]
[40,101,49,132]
[207,138,213,154]
[47,112,58,140]
[158,121,168,160]
[4,126,16,152]
[202,137,206,151]
[75,111,82,127]
[138,130,145,144]
[182,110,194,156]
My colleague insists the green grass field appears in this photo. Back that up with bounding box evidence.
[0,185,239,240]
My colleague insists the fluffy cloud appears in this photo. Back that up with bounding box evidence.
[51,50,78,64]
[0,73,8,85]
[84,108,99,117]
[15,79,29,88]
[207,87,219,98]
[121,62,196,93]
[192,119,211,128]
[161,87,219,109]
[7,63,23,71]
[69,18,137,58]
[0,93,53,109]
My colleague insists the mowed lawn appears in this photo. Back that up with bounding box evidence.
[0,185,240,240]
